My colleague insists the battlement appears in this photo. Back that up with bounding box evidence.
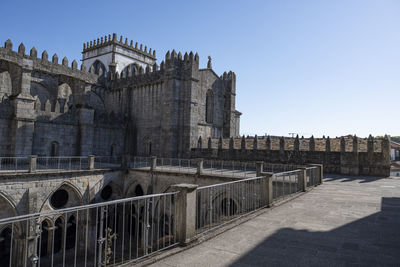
[83,33,156,59]
[1,39,97,82]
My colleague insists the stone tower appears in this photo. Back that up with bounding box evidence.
[82,33,156,75]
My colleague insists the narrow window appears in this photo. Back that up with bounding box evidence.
[206,90,214,123]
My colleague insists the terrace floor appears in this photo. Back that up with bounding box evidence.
[148,174,400,267]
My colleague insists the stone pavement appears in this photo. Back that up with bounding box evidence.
[148,175,400,267]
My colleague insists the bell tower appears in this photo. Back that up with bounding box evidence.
[81,33,156,75]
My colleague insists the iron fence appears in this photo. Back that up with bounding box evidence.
[36,157,89,171]
[272,170,301,201]
[156,158,198,173]
[0,157,30,172]
[306,166,319,187]
[0,192,178,267]
[94,156,122,169]
[196,176,266,234]
[131,157,152,168]
[202,160,257,178]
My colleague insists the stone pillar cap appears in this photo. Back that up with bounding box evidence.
[171,184,198,192]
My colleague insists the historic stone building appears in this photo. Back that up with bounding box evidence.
[0,33,241,158]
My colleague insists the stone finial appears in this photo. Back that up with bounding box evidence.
[184,52,189,61]
[52,54,58,64]
[309,135,315,151]
[140,44,143,51]
[280,136,285,151]
[42,50,48,61]
[165,51,171,60]
[326,136,331,152]
[97,38,100,45]
[44,99,51,112]
[144,46,147,53]
[119,36,123,43]
[18,43,25,55]
[207,137,212,149]
[253,135,258,150]
[229,137,234,150]
[71,60,78,70]
[195,52,199,61]
[207,56,212,69]
[197,136,202,149]
[101,37,104,44]
[266,136,271,151]
[294,135,300,151]
[135,42,138,49]
[340,136,346,152]
[189,51,194,61]
[218,137,222,150]
[62,56,68,66]
[125,38,128,45]
[4,39,12,50]
[178,52,182,60]
[241,135,246,150]
[80,64,86,71]
[130,40,133,47]
[160,61,165,71]
[112,33,117,41]
[30,47,37,58]
[83,43,86,50]
[353,135,358,153]
[153,50,156,57]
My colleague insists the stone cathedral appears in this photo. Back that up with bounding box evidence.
[0,33,241,158]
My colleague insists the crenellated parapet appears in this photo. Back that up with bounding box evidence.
[83,33,156,59]
[193,135,391,176]
[0,39,98,83]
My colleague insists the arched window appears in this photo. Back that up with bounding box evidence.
[51,141,59,157]
[135,185,144,197]
[91,60,106,76]
[205,90,214,123]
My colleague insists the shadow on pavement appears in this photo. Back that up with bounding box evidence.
[230,197,400,267]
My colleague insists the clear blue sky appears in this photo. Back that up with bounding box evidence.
[2,0,399,138]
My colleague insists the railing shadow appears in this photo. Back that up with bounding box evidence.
[229,197,400,266]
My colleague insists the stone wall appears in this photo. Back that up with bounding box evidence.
[192,135,391,176]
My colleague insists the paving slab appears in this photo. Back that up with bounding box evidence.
[148,175,400,267]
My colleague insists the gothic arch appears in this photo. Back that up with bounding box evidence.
[122,63,139,77]
[97,181,123,202]
[41,181,83,212]
[30,82,50,111]
[90,60,106,76]
[0,191,18,221]
[125,182,147,198]
[0,71,12,98]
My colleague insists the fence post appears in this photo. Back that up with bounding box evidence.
[29,155,37,173]
[309,164,324,184]
[260,172,274,207]
[88,155,95,170]
[196,158,203,175]
[150,156,157,171]
[171,183,198,245]
[298,167,307,191]
[256,161,264,176]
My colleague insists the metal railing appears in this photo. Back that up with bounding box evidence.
[196,176,266,234]
[306,166,319,187]
[0,192,178,267]
[263,163,305,173]
[94,156,122,169]
[36,157,89,171]
[202,160,257,178]
[131,157,152,168]
[272,170,301,201]
[156,158,198,173]
[0,157,30,172]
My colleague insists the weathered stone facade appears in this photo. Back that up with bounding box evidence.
[0,33,241,158]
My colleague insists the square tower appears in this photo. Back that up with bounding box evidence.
[82,33,156,75]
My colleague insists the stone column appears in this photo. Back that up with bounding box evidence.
[196,158,203,175]
[260,172,274,207]
[78,107,94,156]
[256,162,264,177]
[29,155,37,173]
[171,183,198,245]
[88,155,95,170]
[298,167,307,192]
[150,156,157,171]
[309,164,324,184]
